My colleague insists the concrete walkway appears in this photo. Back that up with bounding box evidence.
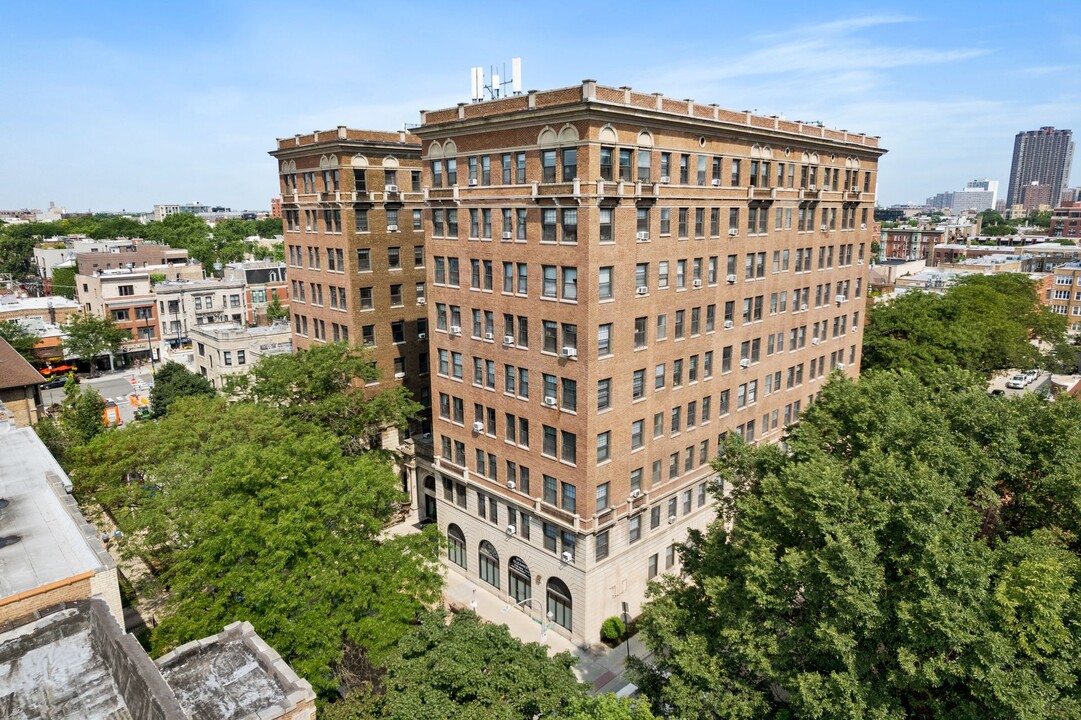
[442,566,651,695]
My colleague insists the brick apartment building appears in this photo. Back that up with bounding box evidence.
[1051,201,1081,238]
[412,81,884,642]
[880,226,947,262]
[269,128,431,422]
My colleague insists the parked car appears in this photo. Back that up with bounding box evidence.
[1006,375,1028,390]
[989,388,1006,397]
[1023,369,1039,385]
[40,374,80,390]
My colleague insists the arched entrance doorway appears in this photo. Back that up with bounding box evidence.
[546,577,572,631]
[508,556,531,605]
[447,524,466,569]
[478,540,500,589]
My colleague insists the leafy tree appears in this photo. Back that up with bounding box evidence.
[71,396,443,696]
[148,361,215,417]
[1028,209,1053,228]
[266,295,289,321]
[0,320,40,362]
[254,217,283,238]
[51,265,77,299]
[0,235,37,277]
[377,610,590,719]
[979,209,1006,227]
[631,370,1081,719]
[36,380,107,466]
[863,273,1068,376]
[62,313,131,376]
[228,342,422,454]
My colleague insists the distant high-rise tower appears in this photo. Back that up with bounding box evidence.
[1006,127,1074,208]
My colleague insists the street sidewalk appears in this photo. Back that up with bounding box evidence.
[442,566,651,695]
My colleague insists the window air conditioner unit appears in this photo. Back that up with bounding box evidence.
[469,178,478,186]
[693,279,702,288]
[660,176,671,184]
[837,363,846,371]
[857,259,864,265]
[712,178,721,186]
[417,332,426,340]
[561,551,574,563]
[852,325,859,332]
[820,225,828,231]
[387,224,398,232]
[636,231,650,241]
[726,274,737,284]
[728,229,738,237]
[543,396,557,407]
[740,358,751,368]
[724,319,734,329]
[668,515,677,524]
[809,184,817,190]
[449,325,461,335]
[630,489,642,499]
[561,346,577,359]
[502,231,513,239]
[473,421,484,432]
[417,298,427,305]
[503,334,515,345]
[800,303,809,311]
[636,286,649,296]
[385,184,399,193]
[811,337,820,346]
[507,480,516,490]
[485,332,494,341]
[836,295,845,304]
[506,524,516,535]
[860,224,867,230]
[394,371,406,379]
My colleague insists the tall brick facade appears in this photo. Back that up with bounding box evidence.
[270,129,431,422]
[413,81,885,643]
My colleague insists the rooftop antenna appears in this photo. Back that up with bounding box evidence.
[470,58,522,102]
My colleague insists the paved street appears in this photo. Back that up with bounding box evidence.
[41,366,154,425]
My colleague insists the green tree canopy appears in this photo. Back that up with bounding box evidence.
[71,396,443,695]
[265,294,289,321]
[376,610,590,720]
[631,369,1081,719]
[0,320,40,362]
[863,273,1069,376]
[227,342,422,454]
[62,313,131,375]
[36,380,107,466]
[148,361,216,417]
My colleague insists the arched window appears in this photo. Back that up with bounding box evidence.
[546,577,572,631]
[447,524,466,569]
[479,540,500,589]
[508,556,531,605]
[423,475,436,491]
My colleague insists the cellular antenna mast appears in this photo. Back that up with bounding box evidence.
[470,57,522,102]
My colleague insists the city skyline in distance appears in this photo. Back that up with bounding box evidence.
[1,1,1078,212]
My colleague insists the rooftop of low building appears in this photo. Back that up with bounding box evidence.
[0,425,110,602]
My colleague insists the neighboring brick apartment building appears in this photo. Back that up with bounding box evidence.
[412,81,884,643]
[223,260,290,325]
[880,226,946,262]
[269,128,431,419]
[1048,261,1081,332]
[1050,201,1081,239]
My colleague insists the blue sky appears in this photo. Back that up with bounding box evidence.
[2,1,1078,212]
